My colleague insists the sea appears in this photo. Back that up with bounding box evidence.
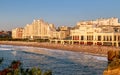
[0,45,107,75]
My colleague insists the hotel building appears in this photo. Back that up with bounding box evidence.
[22,19,56,39]
[12,19,71,40]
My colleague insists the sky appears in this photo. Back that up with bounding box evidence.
[0,0,120,30]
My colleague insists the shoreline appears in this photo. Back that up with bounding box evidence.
[0,41,119,57]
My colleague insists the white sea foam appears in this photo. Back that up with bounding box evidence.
[93,56,107,61]
[0,48,12,51]
[0,45,108,62]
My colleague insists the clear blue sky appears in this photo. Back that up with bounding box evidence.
[0,0,120,30]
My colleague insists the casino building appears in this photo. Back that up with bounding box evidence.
[70,17,120,47]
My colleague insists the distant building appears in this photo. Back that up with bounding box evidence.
[58,26,69,31]
[71,17,120,47]
[52,26,71,40]
[12,28,23,39]
[76,17,119,26]
[12,17,120,47]
[12,19,72,40]
[22,19,56,39]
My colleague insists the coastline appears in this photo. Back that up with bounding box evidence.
[0,41,119,57]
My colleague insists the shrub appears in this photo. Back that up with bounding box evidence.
[0,60,52,75]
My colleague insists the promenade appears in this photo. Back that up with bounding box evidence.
[0,41,119,56]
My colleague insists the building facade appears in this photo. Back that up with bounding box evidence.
[22,19,56,39]
[51,26,71,39]
[12,28,23,39]
[12,19,71,40]
[12,17,120,47]
[71,17,120,47]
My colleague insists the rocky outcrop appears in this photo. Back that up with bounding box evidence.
[103,50,120,75]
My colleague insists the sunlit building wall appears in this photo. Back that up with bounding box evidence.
[71,17,120,47]
[23,19,56,39]
[12,28,23,39]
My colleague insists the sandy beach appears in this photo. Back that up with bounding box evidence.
[0,41,119,56]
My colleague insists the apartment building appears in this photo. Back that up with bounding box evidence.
[12,28,23,39]
[51,26,71,39]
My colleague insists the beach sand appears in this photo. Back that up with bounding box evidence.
[0,41,119,57]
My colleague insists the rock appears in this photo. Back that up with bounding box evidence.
[103,50,120,75]
[108,50,120,63]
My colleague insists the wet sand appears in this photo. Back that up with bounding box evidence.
[0,41,119,56]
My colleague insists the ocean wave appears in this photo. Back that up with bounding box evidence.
[0,48,12,51]
[0,45,108,62]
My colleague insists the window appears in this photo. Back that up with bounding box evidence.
[118,36,120,41]
[81,36,84,40]
[87,35,93,40]
[98,36,101,41]
[103,36,105,41]
[114,35,116,41]
[110,36,112,41]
